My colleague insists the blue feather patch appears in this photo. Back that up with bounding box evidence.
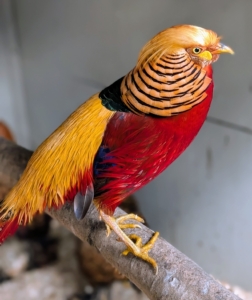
[94,146,115,176]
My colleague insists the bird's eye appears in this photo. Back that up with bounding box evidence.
[192,47,202,54]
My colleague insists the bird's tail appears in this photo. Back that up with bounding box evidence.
[0,182,41,243]
[0,217,19,244]
[0,121,20,242]
[0,189,26,243]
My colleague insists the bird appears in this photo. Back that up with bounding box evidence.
[0,24,233,272]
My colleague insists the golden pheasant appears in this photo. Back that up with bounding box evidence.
[0,24,233,272]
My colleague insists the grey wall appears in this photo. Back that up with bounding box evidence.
[6,0,252,289]
[0,1,30,146]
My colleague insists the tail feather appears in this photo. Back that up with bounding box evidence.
[0,217,19,244]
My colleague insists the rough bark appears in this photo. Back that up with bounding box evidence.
[0,137,241,300]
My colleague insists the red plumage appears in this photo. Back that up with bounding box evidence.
[0,217,19,244]
[95,66,213,213]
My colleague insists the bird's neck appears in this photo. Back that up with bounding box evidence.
[120,53,212,117]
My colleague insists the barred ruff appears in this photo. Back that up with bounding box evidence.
[121,54,212,116]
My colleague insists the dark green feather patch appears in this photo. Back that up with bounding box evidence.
[99,77,130,112]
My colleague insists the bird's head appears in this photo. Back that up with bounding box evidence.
[121,25,233,117]
[137,24,234,68]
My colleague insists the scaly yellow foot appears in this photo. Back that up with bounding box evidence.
[121,232,159,272]
[105,213,144,237]
[99,210,159,273]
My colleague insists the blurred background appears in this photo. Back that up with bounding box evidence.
[0,0,252,298]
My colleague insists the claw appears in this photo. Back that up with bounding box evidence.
[121,232,159,274]
[104,213,143,236]
[105,224,111,237]
[119,223,141,230]
[99,210,159,273]
[115,214,145,224]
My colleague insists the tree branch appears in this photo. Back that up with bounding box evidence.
[0,137,241,300]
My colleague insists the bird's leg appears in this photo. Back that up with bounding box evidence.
[99,210,159,273]
[105,213,144,236]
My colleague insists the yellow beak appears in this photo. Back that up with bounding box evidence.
[212,43,234,55]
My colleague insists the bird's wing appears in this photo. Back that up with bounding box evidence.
[1,93,115,225]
